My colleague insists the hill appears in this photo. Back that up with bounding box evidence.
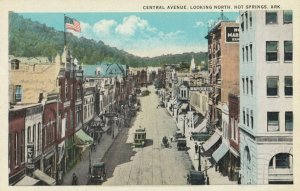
[9,12,208,68]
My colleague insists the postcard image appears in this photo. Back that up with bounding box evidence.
[1,0,299,190]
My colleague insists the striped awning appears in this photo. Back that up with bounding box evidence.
[202,131,221,151]
[15,176,40,186]
[212,142,229,163]
[33,169,56,185]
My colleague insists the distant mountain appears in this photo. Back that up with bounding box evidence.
[9,12,208,68]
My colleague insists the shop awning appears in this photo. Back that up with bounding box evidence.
[33,169,56,185]
[212,142,229,163]
[202,131,221,152]
[229,146,240,158]
[102,125,111,132]
[75,129,93,145]
[193,118,207,133]
[15,176,40,186]
[180,103,189,110]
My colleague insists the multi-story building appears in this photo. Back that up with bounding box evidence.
[9,106,26,185]
[239,10,293,184]
[202,17,240,177]
[228,94,240,181]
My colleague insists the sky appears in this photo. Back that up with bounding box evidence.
[19,12,239,57]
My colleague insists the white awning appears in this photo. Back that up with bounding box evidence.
[15,176,40,186]
[33,169,56,185]
[193,118,207,133]
[180,103,189,110]
[212,142,229,163]
[102,125,111,132]
[229,146,240,158]
[202,131,221,151]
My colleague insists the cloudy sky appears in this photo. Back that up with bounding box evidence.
[20,12,239,57]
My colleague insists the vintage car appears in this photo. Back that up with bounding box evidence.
[177,138,187,150]
[89,162,106,184]
[134,128,146,147]
[188,170,205,185]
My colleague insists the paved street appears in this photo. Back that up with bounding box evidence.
[102,86,192,185]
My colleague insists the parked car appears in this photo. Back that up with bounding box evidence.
[187,170,205,185]
[177,138,187,150]
[89,162,106,184]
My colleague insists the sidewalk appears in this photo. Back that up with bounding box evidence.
[166,106,237,185]
[62,129,119,185]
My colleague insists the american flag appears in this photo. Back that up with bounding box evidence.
[65,16,81,32]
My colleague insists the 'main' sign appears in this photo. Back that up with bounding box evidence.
[226,27,239,43]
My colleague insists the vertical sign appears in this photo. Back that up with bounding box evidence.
[226,27,239,43]
[26,144,35,169]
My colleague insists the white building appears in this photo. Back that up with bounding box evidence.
[239,10,293,184]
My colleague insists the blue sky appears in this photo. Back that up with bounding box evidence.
[19,12,239,57]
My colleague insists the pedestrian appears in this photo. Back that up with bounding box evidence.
[187,174,190,184]
[97,136,101,144]
[206,176,210,185]
[72,173,78,185]
[238,174,241,185]
[195,142,198,153]
[79,152,82,161]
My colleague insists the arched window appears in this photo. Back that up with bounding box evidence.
[38,123,41,152]
[269,153,292,169]
[27,126,31,143]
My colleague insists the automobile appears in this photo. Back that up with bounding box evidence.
[89,162,106,184]
[177,138,187,150]
[187,170,205,185]
[174,130,184,141]
[134,127,146,147]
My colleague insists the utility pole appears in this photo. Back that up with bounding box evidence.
[198,144,201,171]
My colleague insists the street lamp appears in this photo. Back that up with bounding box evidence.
[198,144,202,171]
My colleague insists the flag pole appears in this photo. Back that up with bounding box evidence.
[64,14,66,47]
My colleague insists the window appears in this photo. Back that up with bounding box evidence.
[21,130,24,163]
[27,126,31,143]
[15,133,18,165]
[249,11,252,27]
[266,41,278,61]
[246,109,249,126]
[11,59,20,70]
[33,124,36,146]
[284,76,293,96]
[15,85,22,102]
[267,112,279,131]
[245,12,248,29]
[284,41,293,62]
[250,44,253,61]
[269,153,292,169]
[246,77,249,94]
[250,77,253,95]
[242,78,245,94]
[267,77,278,96]
[38,123,41,152]
[250,110,253,129]
[241,14,244,31]
[283,10,292,24]
[285,112,293,131]
[242,47,245,62]
[246,46,248,62]
[243,108,246,125]
[266,11,277,24]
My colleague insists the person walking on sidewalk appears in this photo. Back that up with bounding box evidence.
[195,142,198,153]
[72,173,78,185]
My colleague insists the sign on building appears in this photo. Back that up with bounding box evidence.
[189,86,213,93]
[226,27,239,43]
[26,144,35,169]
